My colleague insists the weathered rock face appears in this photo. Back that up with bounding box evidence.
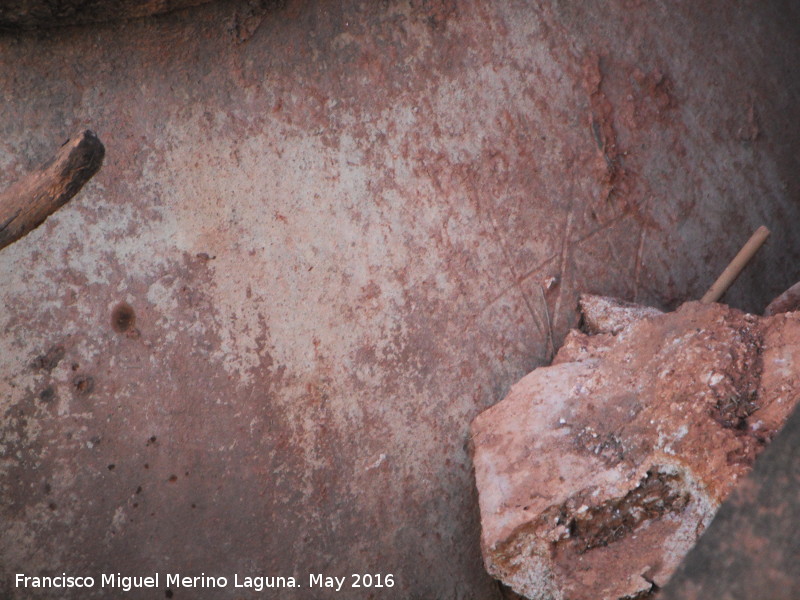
[471,300,800,600]
[4,2,800,598]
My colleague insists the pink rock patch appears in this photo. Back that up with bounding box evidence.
[471,298,800,600]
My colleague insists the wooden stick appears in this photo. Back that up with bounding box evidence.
[539,284,555,361]
[0,1,215,30]
[701,225,770,303]
[0,130,104,252]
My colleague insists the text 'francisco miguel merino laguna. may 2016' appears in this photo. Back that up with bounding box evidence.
[15,572,396,592]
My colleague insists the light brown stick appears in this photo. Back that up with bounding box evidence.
[701,225,770,303]
[0,130,104,252]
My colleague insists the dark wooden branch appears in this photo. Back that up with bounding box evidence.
[0,1,215,30]
[765,280,800,315]
[0,130,104,252]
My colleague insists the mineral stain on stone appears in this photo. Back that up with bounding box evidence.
[560,469,690,555]
[72,374,94,396]
[31,345,65,371]
[111,302,136,333]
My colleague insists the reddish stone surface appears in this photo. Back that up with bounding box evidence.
[0,2,800,599]
[472,301,800,599]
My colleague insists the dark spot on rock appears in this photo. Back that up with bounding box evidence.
[165,589,174,598]
[168,475,178,483]
[89,435,101,446]
[43,483,51,494]
[146,435,157,446]
[726,445,757,466]
[557,469,690,554]
[31,345,66,372]
[71,363,79,371]
[713,390,758,431]
[39,387,55,402]
[191,503,196,509]
[136,486,142,494]
[107,464,115,471]
[31,346,66,373]
[73,375,94,396]
[132,503,138,508]
[111,302,136,333]
[144,463,149,469]
[184,471,189,476]
[48,503,57,511]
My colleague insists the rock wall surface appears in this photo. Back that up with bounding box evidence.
[1,1,800,598]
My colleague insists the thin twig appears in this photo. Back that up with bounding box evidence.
[701,225,770,303]
[539,284,555,362]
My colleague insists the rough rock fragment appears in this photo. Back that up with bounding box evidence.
[471,301,800,600]
[764,280,800,315]
[578,293,663,335]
